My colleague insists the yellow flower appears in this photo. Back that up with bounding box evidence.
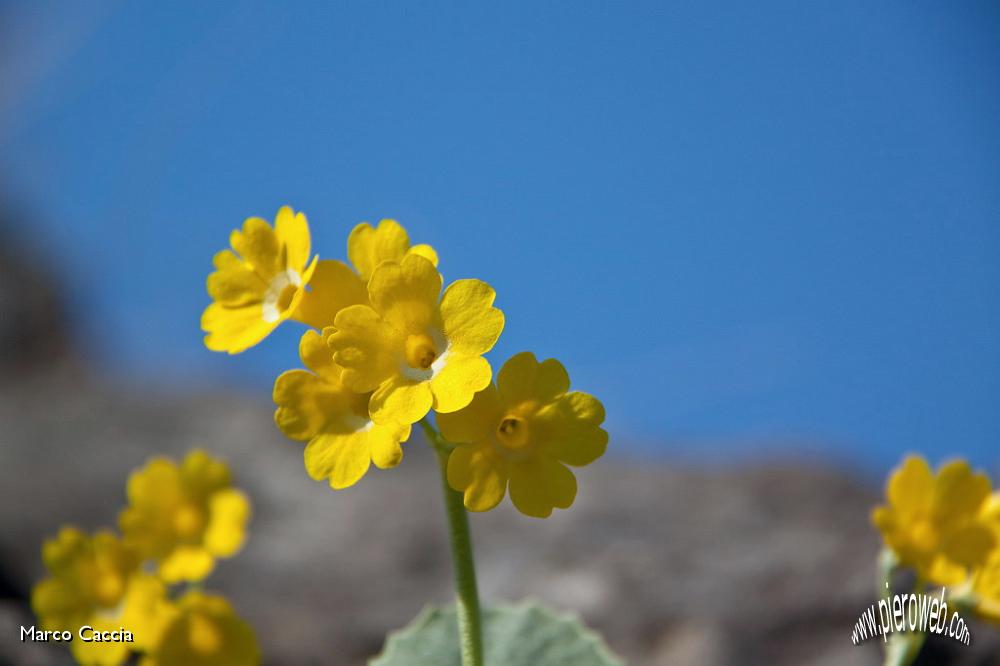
[140,591,259,666]
[31,528,174,665]
[437,352,608,518]
[273,329,412,489]
[872,455,995,585]
[328,253,504,425]
[202,206,319,354]
[119,451,251,583]
[295,218,439,330]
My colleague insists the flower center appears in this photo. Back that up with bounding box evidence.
[496,416,530,450]
[173,503,206,540]
[911,518,939,552]
[262,269,302,323]
[93,573,124,607]
[405,333,438,370]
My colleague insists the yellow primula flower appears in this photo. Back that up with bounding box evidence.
[31,528,175,665]
[295,218,439,330]
[273,329,412,489]
[872,455,995,585]
[140,591,259,666]
[119,450,251,583]
[328,253,504,425]
[437,352,608,518]
[202,206,319,354]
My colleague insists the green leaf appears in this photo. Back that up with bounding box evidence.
[370,602,624,666]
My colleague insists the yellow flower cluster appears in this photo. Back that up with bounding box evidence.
[873,454,1000,625]
[204,210,608,517]
[32,451,259,666]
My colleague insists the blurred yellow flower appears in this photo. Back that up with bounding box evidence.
[437,352,608,518]
[140,591,259,666]
[872,455,995,585]
[120,451,251,583]
[328,254,504,425]
[31,528,175,665]
[202,206,319,354]
[295,218,439,330]
[273,329,411,489]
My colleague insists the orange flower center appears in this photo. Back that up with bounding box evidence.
[496,416,530,450]
[174,503,206,540]
[93,572,124,607]
[276,283,298,313]
[405,333,438,370]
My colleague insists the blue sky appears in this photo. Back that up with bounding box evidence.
[2,1,997,471]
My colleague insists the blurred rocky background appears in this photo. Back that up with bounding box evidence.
[2,229,997,666]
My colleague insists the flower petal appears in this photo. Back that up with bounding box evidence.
[206,258,265,307]
[430,354,493,413]
[348,219,411,280]
[887,455,934,513]
[508,457,577,518]
[437,384,501,444]
[941,523,995,569]
[933,460,991,518]
[201,302,277,355]
[294,259,368,330]
[329,305,402,392]
[535,391,608,467]
[204,489,250,557]
[296,329,338,380]
[303,432,372,489]
[368,422,411,469]
[440,279,504,355]
[159,546,215,584]
[370,375,434,424]
[497,352,570,404]
[274,206,311,272]
[230,216,281,279]
[447,442,508,512]
[368,254,443,333]
[407,243,439,267]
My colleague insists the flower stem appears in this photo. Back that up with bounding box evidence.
[420,419,484,666]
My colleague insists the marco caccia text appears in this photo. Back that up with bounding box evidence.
[21,625,134,643]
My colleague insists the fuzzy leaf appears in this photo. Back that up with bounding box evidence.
[370,602,623,666]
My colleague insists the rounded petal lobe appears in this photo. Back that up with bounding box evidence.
[230,217,281,279]
[274,206,311,272]
[202,302,277,354]
[368,254,442,333]
[440,279,504,355]
[204,489,250,557]
[370,375,434,424]
[348,219,410,280]
[303,432,372,489]
[368,423,410,469]
[448,443,508,512]
[888,455,934,512]
[407,243,439,267]
[431,354,493,414]
[508,457,578,518]
[535,391,608,466]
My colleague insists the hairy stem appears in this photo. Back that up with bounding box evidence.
[420,419,484,666]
